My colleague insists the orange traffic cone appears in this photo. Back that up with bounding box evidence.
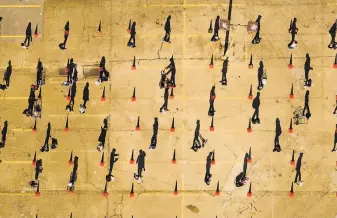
[173,180,178,195]
[100,152,105,167]
[101,87,106,101]
[131,56,136,70]
[288,54,293,69]
[32,151,36,166]
[129,149,134,164]
[288,118,293,133]
[135,116,140,131]
[247,147,252,163]
[34,24,38,38]
[211,150,215,165]
[290,150,295,166]
[170,117,175,132]
[102,182,108,197]
[131,87,136,101]
[66,86,71,100]
[289,182,294,197]
[209,117,214,132]
[32,119,37,132]
[68,151,73,166]
[334,54,337,68]
[172,149,176,164]
[248,54,253,69]
[129,182,135,197]
[247,118,252,133]
[127,19,131,33]
[248,84,253,99]
[64,115,69,132]
[170,88,174,99]
[289,83,294,99]
[215,181,220,196]
[209,54,214,68]
[247,182,252,197]
[35,182,40,197]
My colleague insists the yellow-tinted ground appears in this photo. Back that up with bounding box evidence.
[1,0,337,217]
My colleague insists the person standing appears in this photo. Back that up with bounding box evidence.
[134,150,146,183]
[257,61,264,90]
[127,22,136,48]
[82,82,89,108]
[273,118,282,152]
[191,120,207,152]
[208,86,216,116]
[329,19,337,49]
[106,148,119,182]
[59,21,70,50]
[160,87,169,112]
[211,16,220,42]
[3,61,12,88]
[302,90,311,118]
[204,152,213,185]
[294,153,304,185]
[36,59,43,89]
[252,15,262,44]
[40,122,51,152]
[69,81,77,112]
[219,57,228,86]
[97,124,107,152]
[304,53,313,87]
[67,58,75,84]
[288,18,298,48]
[252,92,261,124]
[165,56,176,87]
[163,15,171,43]
[149,117,159,149]
[22,22,32,49]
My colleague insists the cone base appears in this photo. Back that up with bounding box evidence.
[129,193,134,198]
[32,161,36,166]
[247,192,252,197]
[334,64,337,68]
[247,128,252,133]
[288,64,293,69]
[247,158,252,163]
[211,96,216,100]
[288,129,293,133]
[34,34,38,38]
[290,161,295,166]
[127,29,131,33]
[66,97,70,100]
[100,162,105,167]
[68,190,74,194]
[209,64,214,69]
[35,192,40,197]
[170,128,175,132]
[248,65,253,69]
[173,191,178,195]
[102,192,108,197]
[172,160,176,164]
[131,66,136,70]
[64,128,69,132]
[170,96,174,99]
[131,97,136,102]
[211,160,215,165]
[135,127,140,131]
[101,97,106,102]
[248,95,253,100]
[289,192,294,197]
[129,160,134,164]
[209,127,214,132]
[68,161,73,166]
[215,191,220,196]
[289,94,294,99]
[32,129,37,132]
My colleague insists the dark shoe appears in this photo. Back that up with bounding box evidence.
[252,118,257,124]
[256,118,260,124]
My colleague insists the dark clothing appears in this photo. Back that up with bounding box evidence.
[220,58,228,85]
[294,155,302,182]
[136,151,146,177]
[83,85,89,107]
[252,96,260,109]
[1,122,7,144]
[164,17,171,41]
[211,16,220,41]
[24,23,32,47]
[108,150,119,174]
[98,127,107,143]
[128,25,136,46]
[71,83,77,99]
[166,67,176,87]
[160,88,169,111]
[303,92,310,116]
[258,67,263,88]
[304,57,313,81]
[44,125,51,146]
[4,66,12,87]
[329,23,336,44]
[153,119,158,136]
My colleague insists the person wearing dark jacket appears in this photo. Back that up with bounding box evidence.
[27,88,36,115]
[69,81,77,112]
[273,118,282,152]
[163,15,171,43]
[302,90,310,118]
[288,18,298,48]
[304,53,313,87]
[252,92,261,124]
[67,58,75,84]
[106,148,119,182]
[1,121,8,146]
[82,82,89,108]
[329,20,336,49]
[149,117,159,149]
[40,122,51,152]
[59,21,69,50]
[211,16,220,42]
[160,87,169,112]
[257,61,264,90]
[127,22,136,48]
[208,86,216,116]
[165,56,176,87]
[134,149,146,183]
[294,153,304,185]
[204,152,213,185]
[252,15,262,44]
[97,124,107,151]
[3,61,12,88]
[219,57,228,86]
[332,124,337,152]
[22,22,32,49]
[191,120,207,151]
[36,59,43,88]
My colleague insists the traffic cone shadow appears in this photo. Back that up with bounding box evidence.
[208,19,213,33]
[97,20,102,34]
[66,86,71,100]
[127,19,131,33]
[34,24,38,38]
[247,147,252,163]
[211,150,215,165]
[35,182,40,197]
[334,54,337,68]
[288,118,293,133]
[101,87,106,102]
[170,88,174,99]
[289,182,294,197]
[129,182,135,198]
